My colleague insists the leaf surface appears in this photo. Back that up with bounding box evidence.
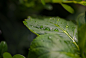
[23,17,78,42]
[78,24,86,58]
[23,17,80,58]
[28,33,80,58]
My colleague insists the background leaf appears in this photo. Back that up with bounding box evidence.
[13,54,25,58]
[41,0,46,5]
[76,12,85,27]
[28,33,80,58]
[0,41,8,58]
[61,4,74,14]
[3,52,12,58]
[78,24,86,58]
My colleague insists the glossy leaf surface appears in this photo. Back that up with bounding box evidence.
[23,17,80,58]
[28,33,80,58]
[23,17,78,42]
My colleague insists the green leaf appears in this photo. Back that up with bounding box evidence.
[13,54,25,58]
[0,41,8,57]
[3,52,12,58]
[23,17,80,58]
[61,3,74,14]
[76,12,85,27]
[78,24,86,58]
[28,33,80,58]
[23,17,78,42]
[41,0,45,5]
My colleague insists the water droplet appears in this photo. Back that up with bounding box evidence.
[48,36,51,39]
[40,26,43,29]
[31,25,33,27]
[54,29,58,31]
[49,36,51,38]
[45,27,50,31]
[73,40,75,42]
[50,28,52,31]
[66,25,68,28]
[35,26,40,29]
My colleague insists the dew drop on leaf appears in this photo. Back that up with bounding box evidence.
[48,36,52,40]
[48,36,51,39]
[54,29,58,31]
[66,25,68,28]
[50,28,52,31]
[45,27,50,31]
[31,25,33,27]
[40,25,43,29]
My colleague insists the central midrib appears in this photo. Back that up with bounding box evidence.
[55,24,79,50]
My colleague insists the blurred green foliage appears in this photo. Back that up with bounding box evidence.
[0,41,7,58]
[3,52,25,58]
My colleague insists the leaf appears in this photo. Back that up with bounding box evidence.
[41,0,45,5]
[3,52,25,58]
[13,54,25,58]
[23,17,78,42]
[78,24,86,57]
[28,33,80,58]
[3,52,12,58]
[76,12,85,27]
[61,3,74,14]
[0,41,8,57]
[23,17,80,58]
